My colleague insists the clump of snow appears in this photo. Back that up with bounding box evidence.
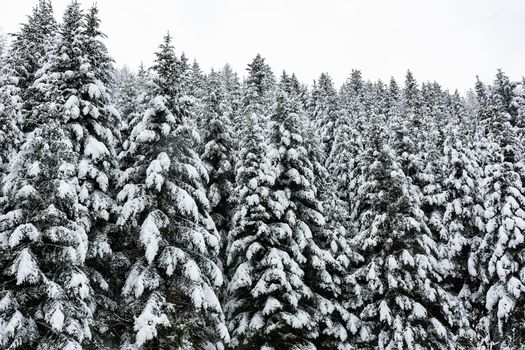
[85,136,109,160]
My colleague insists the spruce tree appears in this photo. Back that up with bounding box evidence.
[200,68,236,278]
[349,117,462,349]
[470,71,525,348]
[0,3,104,347]
[0,63,23,185]
[117,34,227,349]
[273,86,360,349]
[309,73,338,156]
[0,0,56,183]
[425,124,484,347]
[242,54,275,124]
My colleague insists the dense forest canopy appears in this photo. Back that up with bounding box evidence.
[1,1,525,349]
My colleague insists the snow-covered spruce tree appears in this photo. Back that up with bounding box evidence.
[177,51,191,95]
[348,116,463,349]
[272,83,362,349]
[0,3,107,347]
[113,67,148,149]
[79,5,122,347]
[469,71,525,348]
[389,70,424,183]
[200,68,236,270]
[227,90,327,348]
[385,77,401,121]
[9,0,56,92]
[0,114,94,350]
[279,72,309,112]
[220,64,243,119]
[0,61,24,186]
[25,4,121,346]
[241,54,275,127]
[11,0,57,133]
[117,33,227,349]
[0,0,56,183]
[308,73,339,156]
[327,70,369,211]
[226,109,288,349]
[339,69,365,113]
[424,123,484,347]
[325,109,357,214]
[186,60,207,130]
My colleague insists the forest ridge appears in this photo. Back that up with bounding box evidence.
[0,1,525,350]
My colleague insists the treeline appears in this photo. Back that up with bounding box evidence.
[1,1,525,349]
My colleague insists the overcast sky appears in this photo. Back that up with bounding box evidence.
[1,0,524,91]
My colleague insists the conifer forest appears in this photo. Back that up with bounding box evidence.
[2,1,525,349]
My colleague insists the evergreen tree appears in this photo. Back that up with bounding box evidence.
[425,124,484,347]
[187,60,207,130]
[117,34,228,349]
[271,89,361,349]
[0,0,56,183]
[227,91,322,349]
[113,67,147,148]
[242,54,275,122]
[200,69,236,267]
[308,73,338,156]
[470,71,525,348]
[0,62,23,184]
[0,3,105,346]
[0,31,7,66]
[12,0,57,132]
[349,117,462,349]
[0,111,94,350]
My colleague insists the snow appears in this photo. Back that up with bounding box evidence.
[191,285,204,308]
[497,296,514,321]
[79,63,91,73]
[515,217,525,230]
[69,123,84,140]
[49,307,65,331]
[366,262,377,281]
[379,300,392,325]
[58,180,76,199]
[9,224,40,247]
[69,272,91,299]
[229,262,252,292]
[88,82,101,99]
[170,185,199,221]
[184,260,201,282]
[412,302,427,318]
[12,248,38,285]
[507,277,523,298]
[160,246,186,276]
[85,136,109,160]
[140,214,162,263]
[486,284,504,311]
[27,161,41,177]
[431,318,446,338]
[133,296,169,347]
[400,250,415,267]
[262,297,282,315]
[136,129,156,143]
[146,152,170,191]
[64,95,80,118]
[16,184,38,199]
[202,283,221,312]
[122,267,146,298]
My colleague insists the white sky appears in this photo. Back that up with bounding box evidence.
[1,0,524,92]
